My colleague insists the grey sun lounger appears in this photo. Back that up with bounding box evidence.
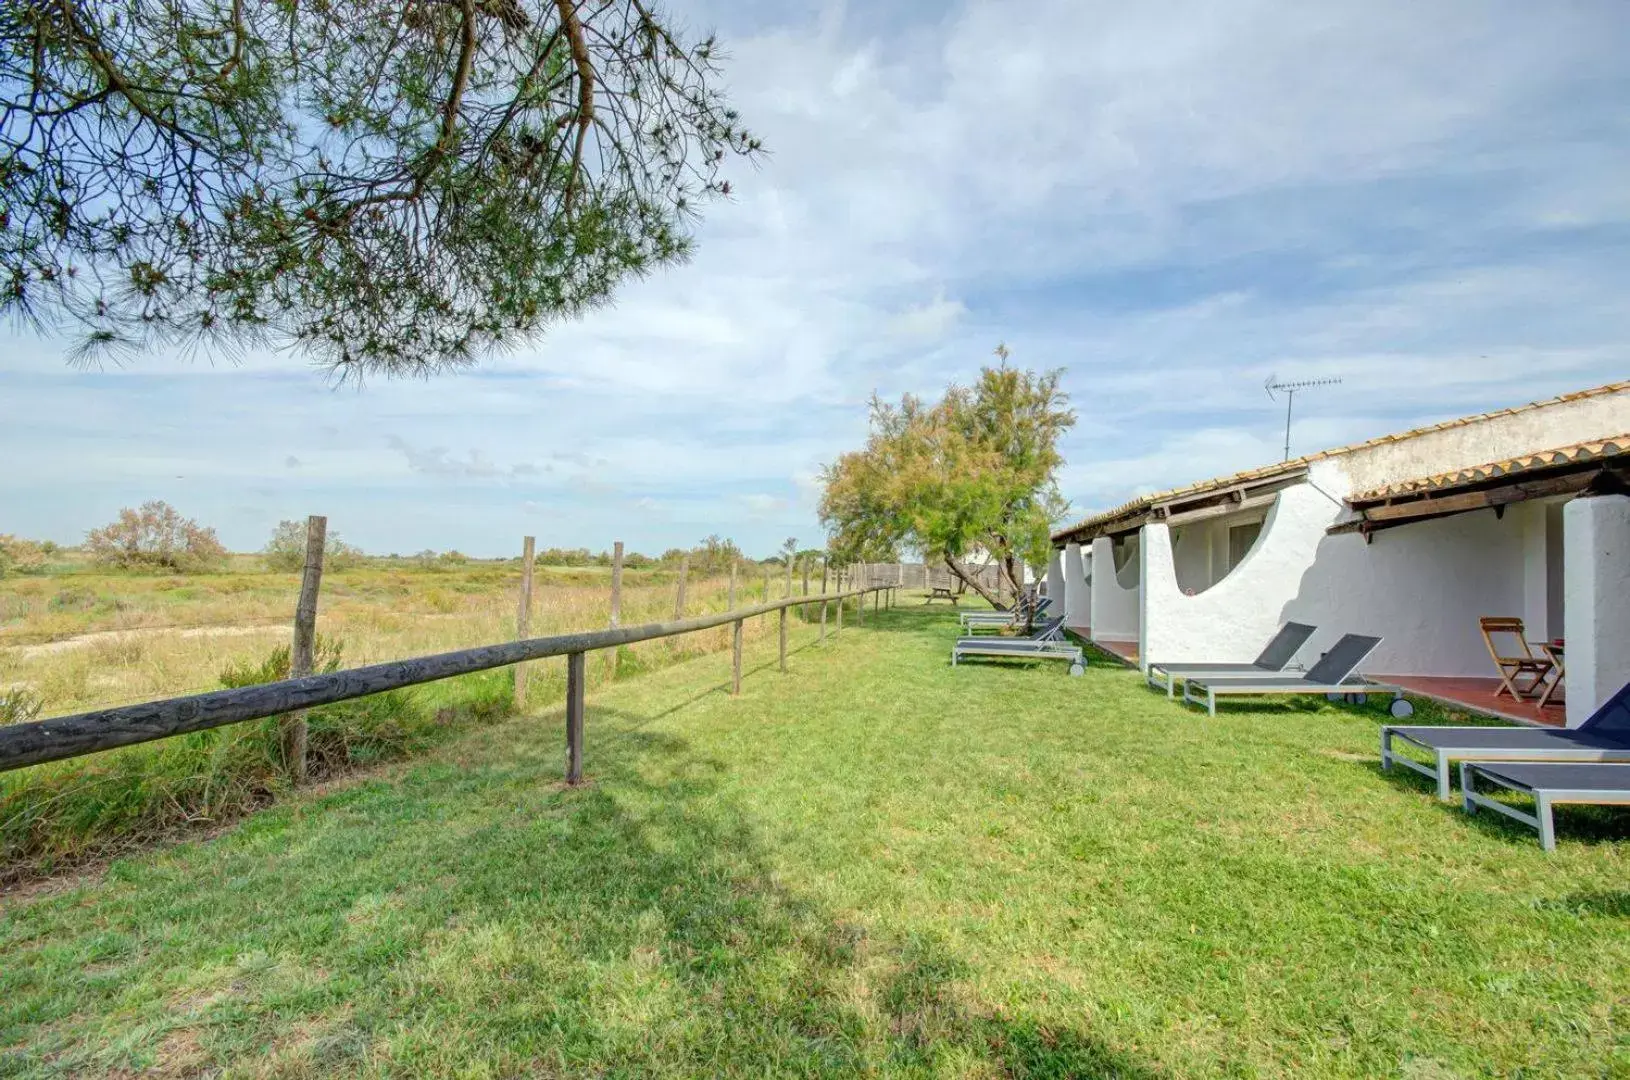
[1460,761,1630,851]
[1145,621,1316,698]
[954,615,1066,646]
[1382,680,1630,800]
[960,595,1051,631]
[952,636,1085,675]
[1182,634,1408,718]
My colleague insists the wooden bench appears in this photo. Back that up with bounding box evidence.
[924,585,960,605]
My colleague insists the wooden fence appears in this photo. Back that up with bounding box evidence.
[0,580,898,785]
[851,562,1007,593]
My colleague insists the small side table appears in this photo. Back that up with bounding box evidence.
[1537,641,1566,708]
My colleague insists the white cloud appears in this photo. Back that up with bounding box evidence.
[2,0,1627,555]
[888,291,968,342]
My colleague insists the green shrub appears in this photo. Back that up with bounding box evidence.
[218,634,345,687]
[0,687,43,725]
[0,535,46,578]
[46,585,127,616]
[0,637,521,875]
[47,584,98,612]
[262,519,365,572]
[84,500,226,572]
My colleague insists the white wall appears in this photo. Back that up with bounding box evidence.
[1171,521,1213,594]
[1139,459,1545,676]
[1336,388,1630,494]
[1140,480,1336,667]
[1281,506,1528,676]
[1564,493,1630,728]
[1063,542,1091,626]
[1089,536,1139,642]
[1168,513,1269,595]
[1521,501,1550,638]
[1045,548,1064,604]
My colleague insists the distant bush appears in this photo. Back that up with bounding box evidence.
[410,548,473,571]
[262,519,364,572]
[0,535,45,578]
[47,584,125,615]
[85,501,226,572]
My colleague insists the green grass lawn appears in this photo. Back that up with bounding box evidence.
[2,604,1627,1077]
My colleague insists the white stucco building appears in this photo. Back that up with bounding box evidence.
[1050,382,1630,728]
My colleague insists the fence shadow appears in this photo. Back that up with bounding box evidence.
[2,715,1162,1076]
[394,720,1165,1075]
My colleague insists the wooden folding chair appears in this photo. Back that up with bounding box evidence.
[1479,617,1555,701]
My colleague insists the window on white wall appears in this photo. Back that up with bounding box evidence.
[1227,521,1264,571]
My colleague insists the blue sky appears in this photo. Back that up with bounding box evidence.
[3,0,1628,558]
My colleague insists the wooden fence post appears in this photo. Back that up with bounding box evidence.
[565,651,585,783]
[515,536,535,711]
[819,597,827,643]
[836,589,844,633]
[728,560,737,609]
[820,560,829,595]
[731,619,744,695]
[778,605,788,672]
[285,514,326,784]
[802,557,810,596]
[609,540,624,627]
[784,556,793,598]
[674,553,689,620]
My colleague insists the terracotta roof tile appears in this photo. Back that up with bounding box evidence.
[1347,435,1630,503]
[1051,380,1630,543]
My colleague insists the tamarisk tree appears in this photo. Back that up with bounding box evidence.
[819,361,1074,608]
[1,0,759,375]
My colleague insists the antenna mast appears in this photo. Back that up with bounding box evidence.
[1264,375,1343,461]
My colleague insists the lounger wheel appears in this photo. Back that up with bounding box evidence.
[1069,662,1085,677]
[1388,698,1414,719]
[1345,692,1369,705]
[1326,692,1344,703]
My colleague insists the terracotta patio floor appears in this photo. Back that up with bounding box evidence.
[1379,674,1566,728]
[1070,628,1138,666]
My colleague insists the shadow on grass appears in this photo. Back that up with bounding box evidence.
[1357,757,1630,851]
[3,712,1163,1077]
[504,720,1165,1076]
[1552,890,1630,918]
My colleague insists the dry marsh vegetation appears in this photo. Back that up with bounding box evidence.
[0,557,814,875]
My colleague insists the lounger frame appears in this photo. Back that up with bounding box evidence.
[952,639,1084,675]
[1149,662,1306,699]
[959,597,1050,631]
[1381,728,1630,801]
[1182,678,1404,717]
[1146,622,1316,698]
[1460,762,1630,851]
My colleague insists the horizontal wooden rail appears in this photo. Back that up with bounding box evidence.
[0,586,895,776]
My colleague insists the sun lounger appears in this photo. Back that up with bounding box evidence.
[1460,761,1630,851]
[960,595,1050,631]
[1145,621,1316,698]
[1382,680,1630,800]
[1181,634,1408,718]
[952,636,1085,675]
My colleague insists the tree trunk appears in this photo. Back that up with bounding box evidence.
[943,554,1005,609]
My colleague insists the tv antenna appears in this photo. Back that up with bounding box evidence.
[1264,374,1342,461]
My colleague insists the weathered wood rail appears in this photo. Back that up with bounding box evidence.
[0,585,898,783]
